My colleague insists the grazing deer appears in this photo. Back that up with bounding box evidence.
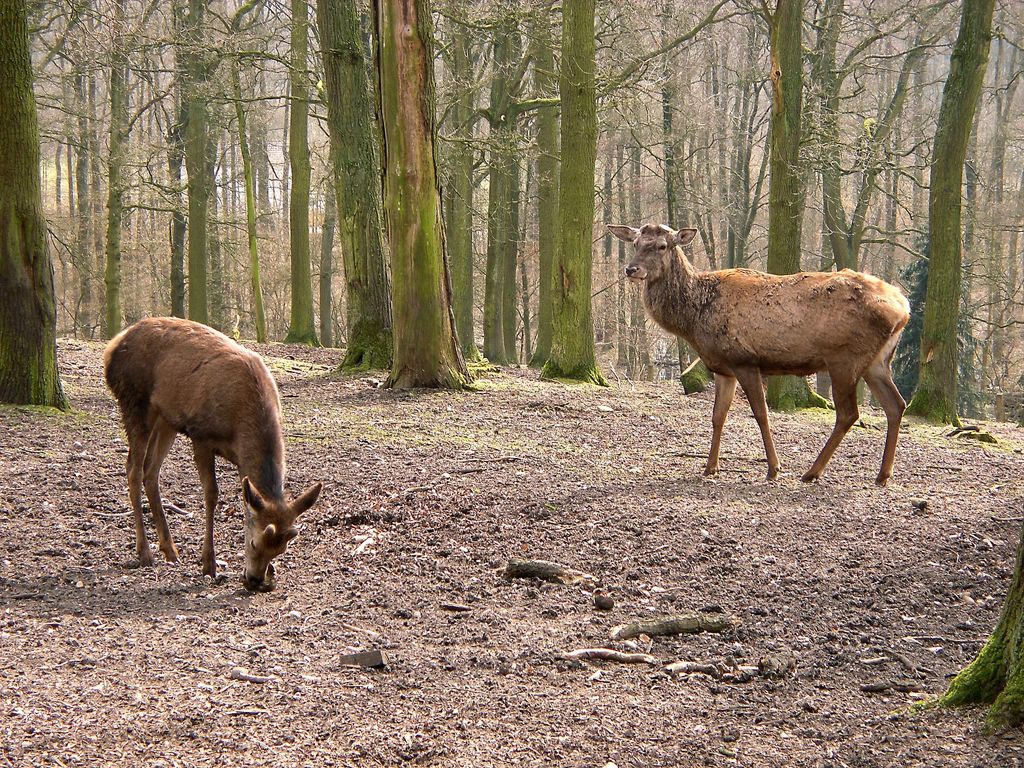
[103,317,322,591]
[610,224,910,486]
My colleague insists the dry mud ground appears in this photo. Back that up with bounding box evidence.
[2,339,1024,768]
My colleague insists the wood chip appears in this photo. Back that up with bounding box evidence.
[338,649,388,669]
[664,660,721,678]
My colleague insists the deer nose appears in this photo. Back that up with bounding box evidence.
[625,265,640,277]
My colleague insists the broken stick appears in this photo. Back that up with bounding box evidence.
[503,559,596,586]
[664,661,721,678]
[563,648,660,665]
[611,613,740,641]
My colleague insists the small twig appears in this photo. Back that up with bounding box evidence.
[563,648,660,665]
[945,425,980,437]
[991,516,1024,523]
[906,635,987,645]
[226,709,269,716]
[890,651,919,676]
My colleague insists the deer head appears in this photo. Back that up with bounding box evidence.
[241,477,321,592]
[609,224,697,284]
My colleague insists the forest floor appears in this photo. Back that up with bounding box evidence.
[2,339,1024,768]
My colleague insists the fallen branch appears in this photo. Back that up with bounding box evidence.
[945,425,980,437]
[563,648,660,665]
[664,660,721,678]
[226,709,268,717]
[504,559,596,586]
[860,680,924,694]
[611,613,740,641]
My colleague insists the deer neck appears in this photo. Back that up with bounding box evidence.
[236,420,287,504]
[643,247,701,339]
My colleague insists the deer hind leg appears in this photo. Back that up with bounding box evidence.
[704,374,737,476]
[125,430,153,567]
[142,417,179,562]
[734,367,780,481]
[802,373,859,483]
[863,361,906,487]
[193,445,219,578]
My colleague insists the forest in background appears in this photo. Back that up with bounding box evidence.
[26,0,1024,419]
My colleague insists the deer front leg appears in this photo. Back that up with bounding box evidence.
[734,367,780,481]
[704,374,737,476]
[863,363,906,486]
[193,445,219,578]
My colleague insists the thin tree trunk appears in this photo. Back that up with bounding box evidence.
[103,0,128,339]
[183,0,209,324]
[528,4,558,367]
[319,178,336,347]
[284,0,318,344]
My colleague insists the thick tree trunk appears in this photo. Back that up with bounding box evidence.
[906,0,995,425]
[373,0,470,389]
[541,0,605,385]
[318,0,393,367]
[0,0,69,410]
[529,6,558,368]
[765,0,829,411]
[284,0,318,345]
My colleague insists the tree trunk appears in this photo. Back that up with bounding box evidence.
[319,178,336,348]
[318,0,393,367]
[231,59,267,341]
[906,0,995,425]
[528,5,558,368]
[541,0,605,385]
[73,72,93,335]
[102,0,128,339]
[284,0,318,345]
[445,12,481,361]
[373,0,470,389]
[502,157,520,361]
[183,0,209,325]
[765,0,828,411]
[0,0,69,410]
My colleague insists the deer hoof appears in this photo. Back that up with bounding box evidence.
[137,547,154,568]
[160,544,180,563]
[800,471,818,483]
[874,474,890,487]
[702,464,718,476]
[766,467,781,481]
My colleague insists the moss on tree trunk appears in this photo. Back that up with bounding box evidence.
[319,0,392,367]
[541,0,607,387]
[942,518,1024,730]
[373,0,470,390]
[0,0,69,410]
[906,0,994,426]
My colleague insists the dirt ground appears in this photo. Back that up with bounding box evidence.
[2,338,1024,767]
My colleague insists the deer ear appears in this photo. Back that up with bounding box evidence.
[290,482,322,518]
[283,528,299,543]
[676,228,698,247]
[607,225,639,243]
[242,477,266,513]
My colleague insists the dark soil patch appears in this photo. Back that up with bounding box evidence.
[2,338,1023,766]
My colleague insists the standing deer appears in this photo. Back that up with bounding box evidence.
[610,224,910,486]
[104,317,322,591]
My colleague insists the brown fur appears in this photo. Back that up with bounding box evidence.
[611,223,910,486]
[103,317,321,590]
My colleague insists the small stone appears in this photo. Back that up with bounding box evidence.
[797,696,818,713]
[593,591,614,611]
[597,405,613,413]
[910,498,929,512]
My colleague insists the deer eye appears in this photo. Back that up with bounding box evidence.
[658,244,667,251]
